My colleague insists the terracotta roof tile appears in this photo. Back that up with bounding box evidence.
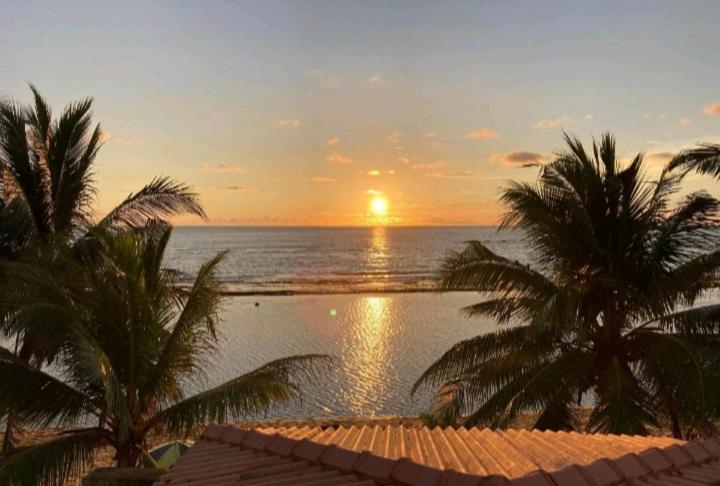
[155,425,720,486]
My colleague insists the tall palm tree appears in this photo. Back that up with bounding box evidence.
[0,223,329,485]
[0,86,206,250]
[0,86,207,453]
[414,133,720,437]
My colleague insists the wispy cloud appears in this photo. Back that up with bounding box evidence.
[326,137,340,146]
[226,185,254,191]
[645,152,675,165]
[277,118,301,128]
[412,161,446,170]
[311,176,337,183]
[465,128,499,139]
[704,101,720,117]
[202,163,246,173]
[493,151,547,166]
[367,74,383,86]
[367,169,381,176]
[428,170,497,180]
[679,117,693,126]
[326,152,352,164]
[534,115,571,128]
[386,130,401,146]
[585,114,595,120]
[366,189,382,195]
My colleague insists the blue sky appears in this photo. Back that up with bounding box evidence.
[1,0,719,224]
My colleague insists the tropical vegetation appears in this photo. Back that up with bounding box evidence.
[414,133,720,438]
[0,87,328,485]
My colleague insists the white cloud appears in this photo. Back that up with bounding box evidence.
[465,128,499,139]
[386,130,401,145]
[311,176,337,183]
[202,163,246,173]
[534,115,571,128]
[277,118,301,128]
[368,74,383,86]
[428,171,498,180]
[326,152,352,164]
[412,161,446,170]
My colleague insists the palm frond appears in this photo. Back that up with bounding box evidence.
[149,355,331,434]
[668,144,720,178]
[0,429,101,486]
[96,176,206,229]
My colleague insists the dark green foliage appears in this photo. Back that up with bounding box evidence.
[0,225,330,483]
[415,133,720,436]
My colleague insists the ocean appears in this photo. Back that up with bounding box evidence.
[166,226,523,419]
[166,226,528,294]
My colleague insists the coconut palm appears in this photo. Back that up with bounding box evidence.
[414,133,720,437]
[0,222,329,485]
[0,86,207,453]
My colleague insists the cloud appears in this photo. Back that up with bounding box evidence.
[386,130,401,145]
[367,169,381,176]
[412,161,446,170]
[311,176,337,183]
[534,115,571,128]
[679,117,693,126]
[387,169,396,175]
[366,189,382,195]
[493,151,547,166]
[645,152,675,165]
[202,163,246,173]
[277,118,301,128]
[704,101,720,117]
[368,74,383,86]
[398,156,409,164]
[428,171,497,180]
[465,128,499,139]
[585,114,595,120]
[326,152,352,164]
[326,137,340,146]
[226,185,254,191]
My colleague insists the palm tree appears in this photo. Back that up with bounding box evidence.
[414,133,720,437]
[0,222,329,485]
[0,86,207,453]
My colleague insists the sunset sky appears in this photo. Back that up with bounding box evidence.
[2,1,720,225]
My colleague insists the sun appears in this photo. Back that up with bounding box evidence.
[370,197,387,216]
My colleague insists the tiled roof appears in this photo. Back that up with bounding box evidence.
[155,425,720,486]
[255,425,683,478]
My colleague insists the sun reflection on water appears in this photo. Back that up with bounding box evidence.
[341,295,395,415]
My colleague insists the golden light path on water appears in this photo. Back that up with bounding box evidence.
[339,226,396,415]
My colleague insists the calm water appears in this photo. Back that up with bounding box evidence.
[166,226,518,418]
[166,226,528,294]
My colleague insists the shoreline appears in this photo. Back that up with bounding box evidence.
[217,287,446,296]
